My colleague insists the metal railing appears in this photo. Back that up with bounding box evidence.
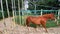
[0,0,60,34]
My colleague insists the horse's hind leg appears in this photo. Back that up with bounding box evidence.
[26,19,30,27]
[41,22,48,33]
[35,24,40,32]
[26,19,30,32]
[35,25,38,31]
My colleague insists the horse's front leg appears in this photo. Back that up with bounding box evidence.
[41,23,48,33]
[26,23,30,31]
[35,24,40,31]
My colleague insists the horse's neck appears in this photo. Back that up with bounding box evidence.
[43,17,48,20]
[42,15,49,20]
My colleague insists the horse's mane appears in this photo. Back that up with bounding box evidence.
[40,13,54,18]
[43,13,54,16]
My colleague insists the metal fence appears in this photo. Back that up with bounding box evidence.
[0,0,60,34]
[13,10,59,25]
[0,0,21,34]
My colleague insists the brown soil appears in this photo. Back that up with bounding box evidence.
[0,17,60,34]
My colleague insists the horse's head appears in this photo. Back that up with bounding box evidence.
[49,14,55,20]
[43,13,56,20]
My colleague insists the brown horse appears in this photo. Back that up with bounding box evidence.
[26,13,56,32]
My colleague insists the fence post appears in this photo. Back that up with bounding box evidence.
[5,0,10,17]
[41,9,43,16]
[18,0,21,25]
[57,9,60,25]
[1,0,8,34]
[11,0,16,33]
[21,0,24,25]
[35,4,36,15]
[58,9,60,19]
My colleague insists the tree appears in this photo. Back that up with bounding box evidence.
[28,0,58,10]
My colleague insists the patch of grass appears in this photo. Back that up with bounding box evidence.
[46,20,57,28]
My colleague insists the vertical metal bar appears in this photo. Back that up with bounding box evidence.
[5,0,11,34]
[41,9,43,16]
[35,4,36,15]
[21,0,24,25]
[11,0,16,32]
[57,10,60,25]
[14,0,17,23]
[5,0,10,17]
[46,10,47,14]
[58,10,59,19]
[1,0,7,34]
[18,0,21,25]
[11,0,17,34]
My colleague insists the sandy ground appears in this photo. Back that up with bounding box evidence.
[0,17,60,34]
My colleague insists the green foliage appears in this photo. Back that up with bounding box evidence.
[28,0,58,10]
[0,0,58,10]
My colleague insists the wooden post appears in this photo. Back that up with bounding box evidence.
[57,9,60,25]
[41,9,43,16]
[58,9,60,19]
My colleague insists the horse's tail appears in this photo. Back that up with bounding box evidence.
[26,18,30,27]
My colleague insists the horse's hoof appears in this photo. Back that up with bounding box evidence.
[0,31,2,34]
[45,31,48,33]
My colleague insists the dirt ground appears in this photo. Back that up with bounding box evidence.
[0,17,60,34]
